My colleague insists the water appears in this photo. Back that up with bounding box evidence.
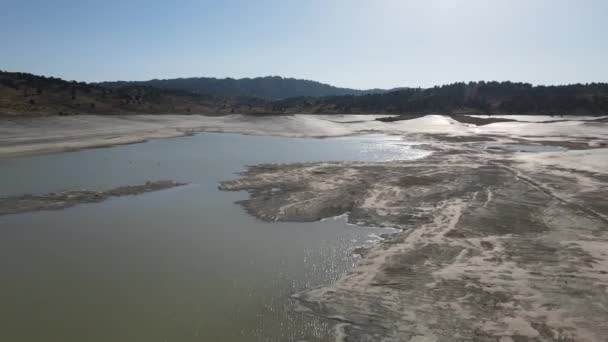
[0,133,427,342]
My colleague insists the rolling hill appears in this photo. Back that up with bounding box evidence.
[0,71,273,115]
[2,71,607,116]
[276,81,608,115]
[96,76,386,99]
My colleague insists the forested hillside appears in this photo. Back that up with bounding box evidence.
[0,71,271,115]
[277,82,608,115]
[96,76,382,99]
[2,71,607,116]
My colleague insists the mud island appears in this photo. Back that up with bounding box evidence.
[0,180,186,216]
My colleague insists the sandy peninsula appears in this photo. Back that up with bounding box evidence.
[217,115,608,341]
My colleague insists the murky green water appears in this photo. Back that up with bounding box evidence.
[0,133,427,342]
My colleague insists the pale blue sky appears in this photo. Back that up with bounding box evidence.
[1,0,607,89]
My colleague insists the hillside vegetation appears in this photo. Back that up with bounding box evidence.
[0,71,272,115]
[277,81,608,115]
[1,71,607,116]
[96,76,384,100]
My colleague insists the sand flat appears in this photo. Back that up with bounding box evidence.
[3,114,608,158]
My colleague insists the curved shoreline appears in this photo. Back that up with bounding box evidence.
[2,114,607,159]
[0,114,388,158]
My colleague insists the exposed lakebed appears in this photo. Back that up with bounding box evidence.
[0,133,427,342]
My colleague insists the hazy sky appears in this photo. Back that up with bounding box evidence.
[2,0,607,89]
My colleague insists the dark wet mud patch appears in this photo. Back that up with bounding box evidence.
[0,180,186,216]
[485,143,566,153]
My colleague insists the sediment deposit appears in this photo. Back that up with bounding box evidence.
[221,129,608,341]
[0,180,185,216]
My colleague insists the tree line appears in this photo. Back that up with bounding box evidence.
[276,81,608,115]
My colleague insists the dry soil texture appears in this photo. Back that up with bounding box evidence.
[221,132,608,341]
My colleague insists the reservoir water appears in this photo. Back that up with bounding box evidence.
[0,133,428,342]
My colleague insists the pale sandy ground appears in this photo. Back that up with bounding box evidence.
[0,114,385,157]
[219,121,608,341]
[1,114,608,158]
[515,148,608,174]
[215,114,608,341]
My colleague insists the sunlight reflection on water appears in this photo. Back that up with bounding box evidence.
[0,133,427,342]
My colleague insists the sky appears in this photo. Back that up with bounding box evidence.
[1,0,607,89]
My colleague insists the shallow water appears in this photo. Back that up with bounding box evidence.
[0,133,426,342]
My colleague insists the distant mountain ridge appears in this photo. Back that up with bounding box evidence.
[2,71,607,116]
[0,71,273,115]
[277,81,608,115]
[96,76,390,99]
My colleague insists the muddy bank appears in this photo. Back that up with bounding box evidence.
[0,180,185,216]
[221,139,608,341]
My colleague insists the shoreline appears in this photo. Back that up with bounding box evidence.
[2,113,608,159]
[0,180,186,216]
[2,113,608,340]
[219,126,608,340]
[0,114,393,158]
